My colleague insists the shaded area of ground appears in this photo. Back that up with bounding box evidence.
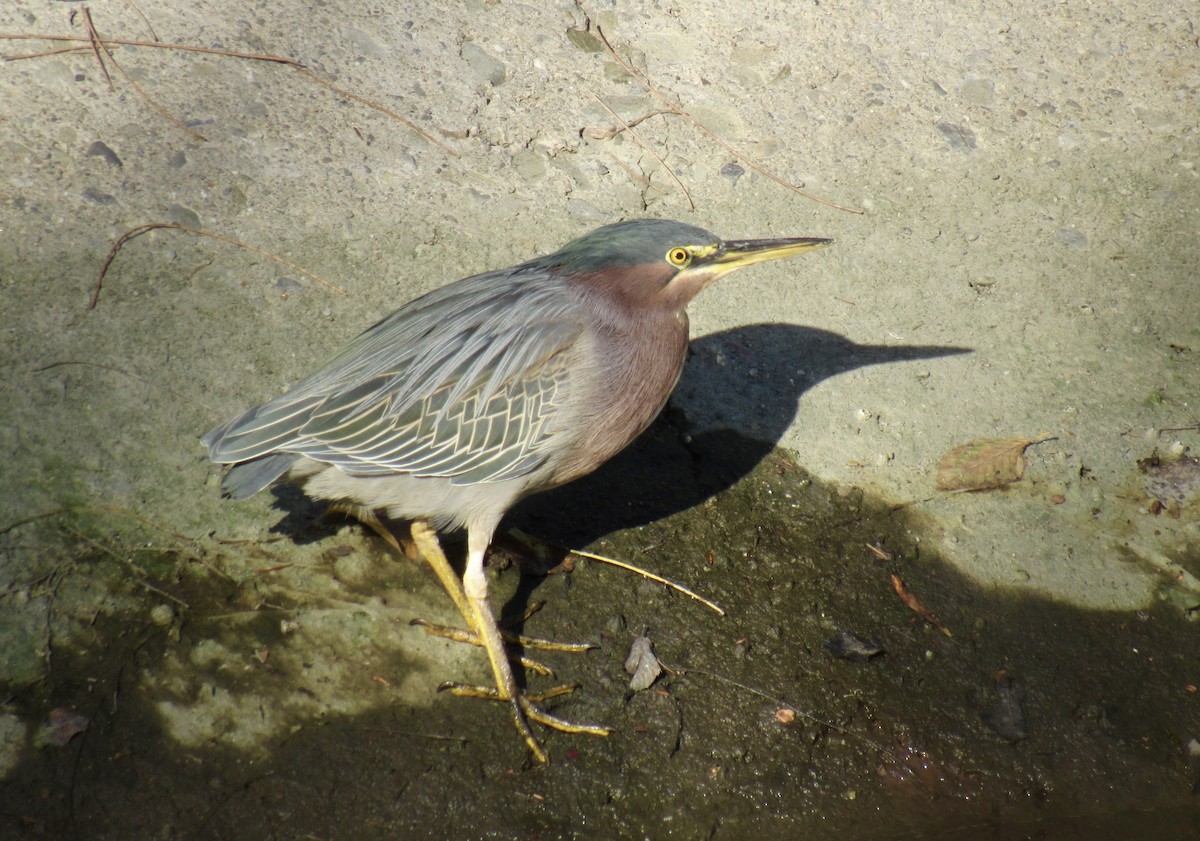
[2,428,1199,840]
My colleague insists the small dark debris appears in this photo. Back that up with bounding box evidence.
[1143,455,1200,510]
[35,709,89,748]
[936,121,976,150]
[982,673,1027,741]
[488,533,573,575]
[825,630,885,662]
[81,186,116,205]
[86,140,122,167]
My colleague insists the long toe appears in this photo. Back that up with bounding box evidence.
[518,696,615,738]
[437,681,580,704]
[411,617,595,652]
[437,681,613,741]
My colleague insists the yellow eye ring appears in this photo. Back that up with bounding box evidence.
[667,247,690,266]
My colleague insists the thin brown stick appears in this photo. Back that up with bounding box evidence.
[1,32,457,156]
[592,94,693,211]
[84,6,205,141]
[122,0,160,42]
[81,6,114,92]
[89,222,347,310]
[289,65,458,156]
[0,502,238,585]
[2,33,299,63]
[585,108,676,140]
[36,360,215,410]
[0,508,71,538]
[605,152,667,195]
[62,524,191,608]
[594,25,863,215]
[5,45,95,60]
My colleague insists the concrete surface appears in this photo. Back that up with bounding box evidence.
[1,0,1197,836]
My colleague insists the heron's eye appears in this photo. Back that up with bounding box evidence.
[667,247,691,266]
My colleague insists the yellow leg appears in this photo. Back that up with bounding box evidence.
[352,507,472,619]
[409,520,612,764]
[399,522,593,664]
[359,513,585,681]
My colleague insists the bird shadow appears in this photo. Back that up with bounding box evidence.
[268,323,970,554]
[509,323,971,547]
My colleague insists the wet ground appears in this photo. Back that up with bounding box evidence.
[3,415,1199,840]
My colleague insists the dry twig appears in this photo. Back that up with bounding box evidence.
[592,93,693,210]
[36,360,215,410]
[1,29,455,155]
[83,6,205,140]
[89,222,347,309]
[569,548,724,616]
[80,6,113,91]
[121,0,159,42]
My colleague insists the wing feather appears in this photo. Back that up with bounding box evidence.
[204,264,585,487]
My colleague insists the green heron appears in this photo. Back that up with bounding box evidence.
[204,218,832,763]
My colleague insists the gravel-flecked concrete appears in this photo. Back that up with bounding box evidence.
[1,1,1197,836]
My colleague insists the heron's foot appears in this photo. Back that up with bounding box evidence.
[412,619,553,676]
[439,681,614,738]
[408,519,610,764]
[438,680,578,703]
[410,617,596,653]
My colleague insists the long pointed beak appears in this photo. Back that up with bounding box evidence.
[705,237,834,273]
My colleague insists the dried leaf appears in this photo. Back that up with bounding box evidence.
[891,575,952,637]
[981,673,1027,742]
[35,709,89,747]
[624,634,662,691]
[1143,455,1200,509]
[935,434,1055,491]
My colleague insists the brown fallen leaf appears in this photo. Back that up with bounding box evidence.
[35,709,89,747]
[891,574,952,637]
[935,434,1055,491]
[1143,454,1200,511]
